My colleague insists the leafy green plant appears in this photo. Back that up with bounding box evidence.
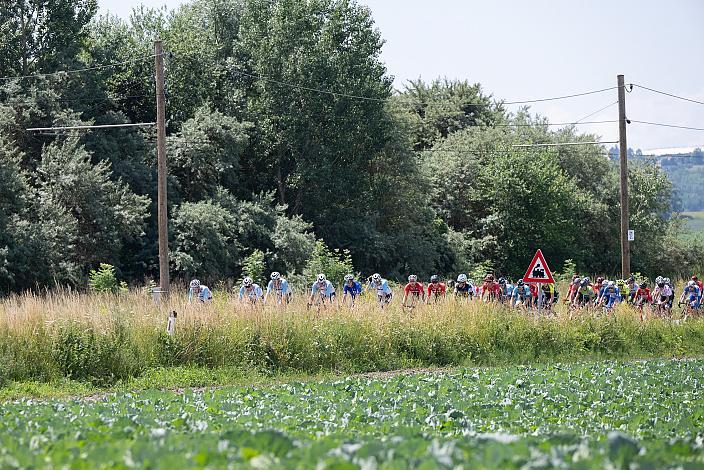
[303,240,355,287]
[241,249,266,286]
[88,264,127,293]
[556,258,577,282]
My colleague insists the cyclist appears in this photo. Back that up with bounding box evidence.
[615,279,628,303]
[426,275,446,303]
[679,280,701,314]
[574,277,595,308]
[664,277,676,309]
[540,282,556,310]
[634,281,652,321]
[342,274,362,307]
[368,273,393,307]
[599,281,620,313]
[626,276,639,303]
[511,279,531,308]
[188,279,213,303]
[480,275,501,302]
[565,275,581,305]
[692,275,704,293]
[498,277,512,303]
[265,271,292,305]
[454,274,473,299]
[403,274,426,307]
[652,277,673,317]
[238,277,264,304]
[309,274,336,307]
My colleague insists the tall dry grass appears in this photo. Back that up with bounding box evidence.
[0,288,702,385]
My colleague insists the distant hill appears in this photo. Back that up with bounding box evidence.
[657,151,704,211]
[609,146,704,211]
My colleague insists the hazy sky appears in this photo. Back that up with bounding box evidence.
[99,0,704,151]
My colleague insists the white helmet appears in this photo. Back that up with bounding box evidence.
[344,274,354,282]
[664,278,671,285]
[608,281,616,287]
[243,277,253,287]
[457,274,467,283]
[190,279,200,289]
[317,273,326,283]
[270,272,281,280]
[372,273,381,282]
[688,280,696,287]
[408,274,417,282]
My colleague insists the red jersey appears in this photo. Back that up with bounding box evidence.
[529,284,538,297]
[481,282,500,297]
[427,282,446,297]
[404,282,425,297]
[635,287,651,302]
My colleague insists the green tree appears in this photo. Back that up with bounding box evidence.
[36,136,150,277]
[396,78,504,151]
[168,106,250,201]
[0,0,97,76]
[171,200,240,279]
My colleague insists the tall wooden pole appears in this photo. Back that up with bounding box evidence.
[617,74,630,279]
[155,41,170,293]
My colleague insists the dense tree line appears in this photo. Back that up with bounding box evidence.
[0,0,701,294]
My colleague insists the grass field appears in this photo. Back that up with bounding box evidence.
[1,359,702,468]
[1,289,704,391]
[681,211,704,236]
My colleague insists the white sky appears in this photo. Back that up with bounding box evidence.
[99,0,704,151]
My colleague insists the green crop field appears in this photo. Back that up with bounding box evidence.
[1,359,703,468]
[682,211,704,234]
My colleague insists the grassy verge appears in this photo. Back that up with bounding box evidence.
[1,291,704,394]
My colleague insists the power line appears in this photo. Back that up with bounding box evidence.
[0,55,158,82]
[630,120,704,132]
[492,119,617,128]
[26,122,156,132]
[230,68,389,102]
[231,66,619,107]
[631,84,704,106]
[502,87,618,105]
[575,101,619,123]
[1,94,151,107]
[512,141,618,148]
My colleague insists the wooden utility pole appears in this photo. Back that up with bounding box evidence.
[155,41,170,293]
[617,74,630,279]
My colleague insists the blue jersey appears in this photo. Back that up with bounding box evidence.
[189,285,212,302]
[455,282,473,297]
[369,279,392,296]
[266,279,291,296]
[602,286,620,306]
[311,280,335,297]
[683,285,701,306]
[343,281,362,296]
[511,285,529,299]
[239,284,263,301]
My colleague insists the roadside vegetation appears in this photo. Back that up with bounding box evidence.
[1,290,703,391]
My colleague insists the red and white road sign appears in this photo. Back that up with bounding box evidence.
[522,249,555,284]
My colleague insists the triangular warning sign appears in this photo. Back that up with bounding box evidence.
[522,249,555,283]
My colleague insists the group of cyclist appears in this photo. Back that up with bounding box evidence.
[187,271,702,318]
[564,274,702,319]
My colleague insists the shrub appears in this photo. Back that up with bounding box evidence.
[88,264,127,293]
[303,240,355,287]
